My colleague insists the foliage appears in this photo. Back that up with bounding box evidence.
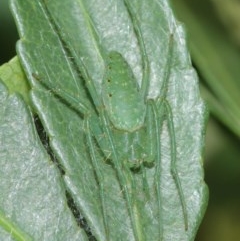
[0,0,208,240]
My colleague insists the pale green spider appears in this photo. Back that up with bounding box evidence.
[35,0,188,240]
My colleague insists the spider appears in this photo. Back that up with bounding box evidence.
[33,0,188,240]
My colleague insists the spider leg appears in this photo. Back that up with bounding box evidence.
[99,112,145,241]
[148,100,163,240]
[75,42,146,240]
[141,164,150,200]
[32,73,90,115]
[153,25,189,230]
[85,117,110,239]
[33,74,112,236]
[123,0,150,98]
[142,101,157,166]
[148,97,188,235]
[164,100,188,230]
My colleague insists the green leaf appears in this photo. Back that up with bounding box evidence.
[9,0,208,240]
[0,56,31,107]
[0,81,88,241]
[171,0,240,137]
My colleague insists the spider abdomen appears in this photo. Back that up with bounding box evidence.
[102,51,146,132]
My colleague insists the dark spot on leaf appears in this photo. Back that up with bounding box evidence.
[32,73,41,81]
[34,116,65,175]
[66,191,96,240]
[109,93,112,97]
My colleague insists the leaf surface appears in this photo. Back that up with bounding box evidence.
[10,0,208,240]
[0,81,87,241]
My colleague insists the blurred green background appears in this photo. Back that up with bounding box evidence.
[1,0,240,240]
[0,0,18,65]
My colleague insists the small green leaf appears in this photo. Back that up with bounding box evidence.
[0,56,30,106]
